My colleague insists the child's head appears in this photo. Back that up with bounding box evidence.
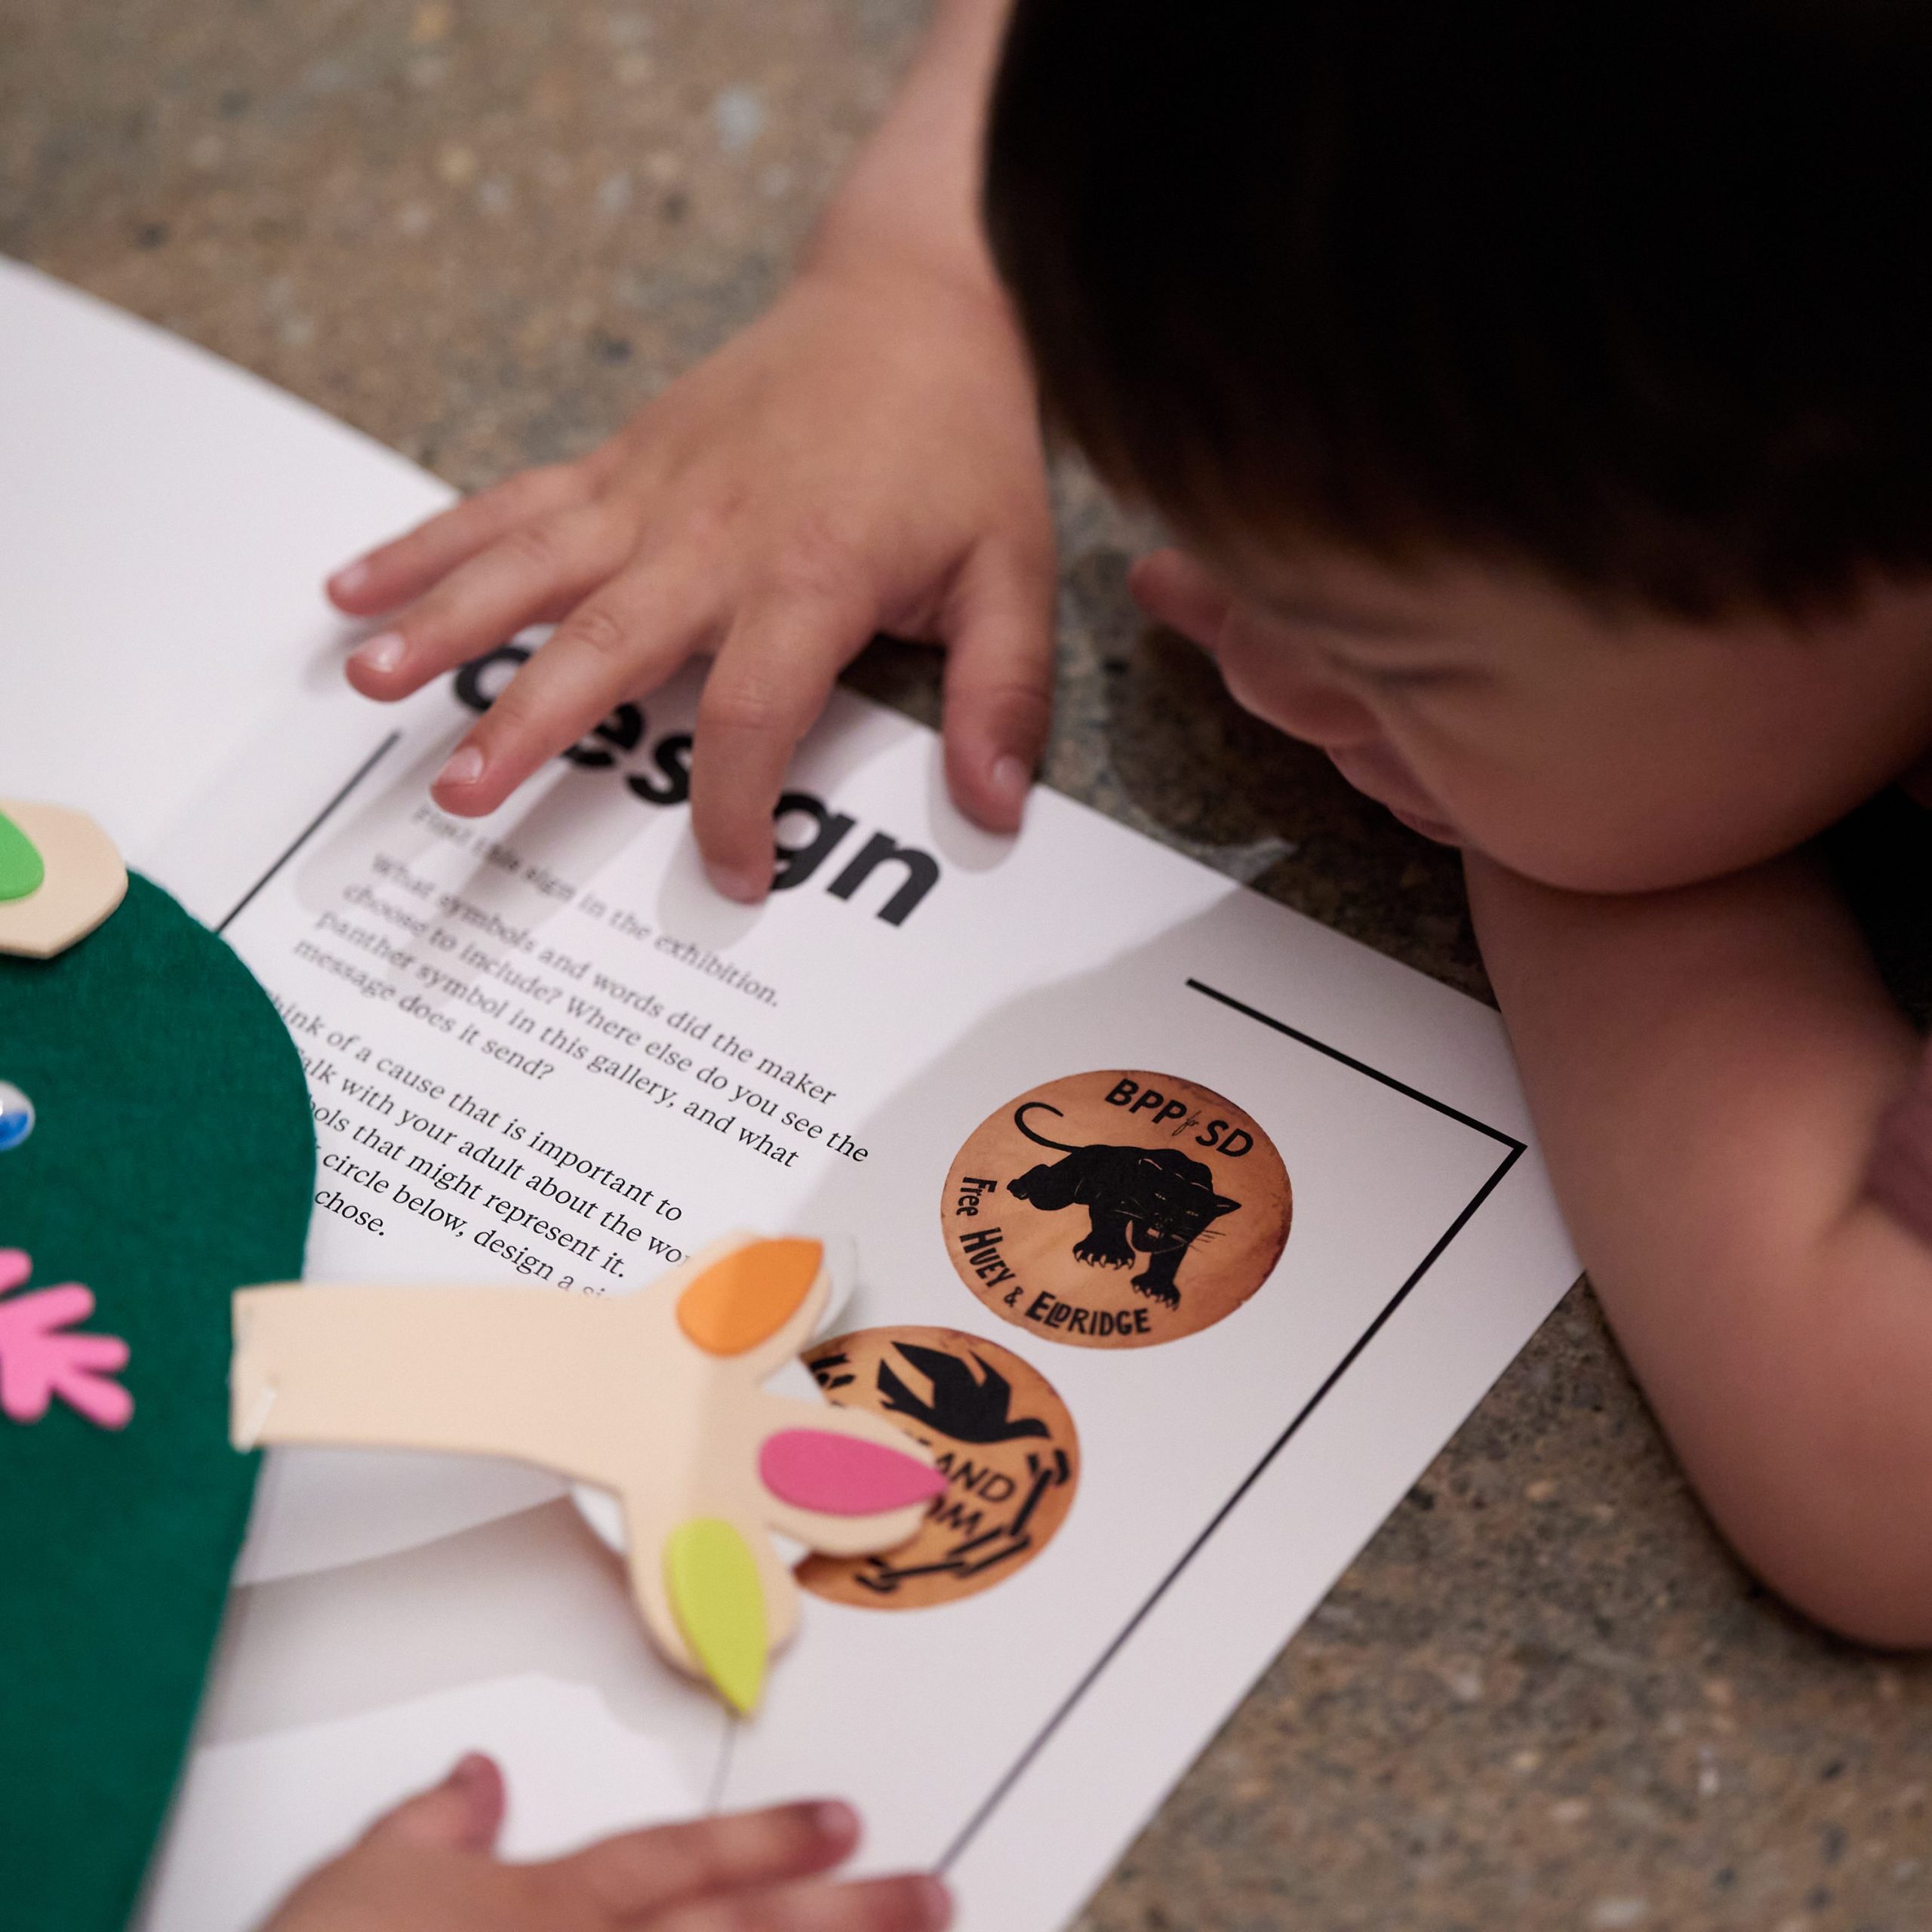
[984,1,1932,891]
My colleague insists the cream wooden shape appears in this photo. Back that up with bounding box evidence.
[230,1235,936,1681]
[0,798,128,957]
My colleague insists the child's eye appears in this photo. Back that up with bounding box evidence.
[1319,650,1465,694]
[1356,663,1462,693]
[0,1081,33,1150]
[1303,635,1469,694]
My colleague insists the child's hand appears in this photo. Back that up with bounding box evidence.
[328,264,1054,902]
[261,1753,949,1932]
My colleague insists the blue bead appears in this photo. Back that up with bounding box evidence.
[0,1081,35,1151]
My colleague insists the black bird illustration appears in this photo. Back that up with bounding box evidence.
[875,1343,1050,1444]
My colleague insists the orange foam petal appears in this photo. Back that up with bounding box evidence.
[676,1238,822,1356]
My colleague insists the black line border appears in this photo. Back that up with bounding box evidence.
[939,980,1526,1872]
[217,742,1533,1880]
[217,731,402,934]
[1186,977,1523,1152]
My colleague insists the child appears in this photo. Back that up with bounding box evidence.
[328,0,1932,1671]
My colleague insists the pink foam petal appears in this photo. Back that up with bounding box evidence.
[0,1250,30,1295]
[0,1365,51,1422]
[59,1365,134,1431]
[758,1428,948,1517]
[60,1333,130,1372]
[0,1283,94,1334]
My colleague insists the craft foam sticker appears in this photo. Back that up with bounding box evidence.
[0,797,127,958]
[664,1517,771,1715]
[0,1080,33,1149]
[798,1326,1079,1609]
[229,1235,945,1709]
[942,1071,1292,1349]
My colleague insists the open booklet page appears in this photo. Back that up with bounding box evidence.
[1,251,1578,1932]
[139,654,1578,1932]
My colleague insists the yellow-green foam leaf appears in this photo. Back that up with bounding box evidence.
[664,1518,768,1714]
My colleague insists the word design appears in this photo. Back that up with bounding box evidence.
[454,646,942,926]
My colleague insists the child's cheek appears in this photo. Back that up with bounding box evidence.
[1214,653,1279,726]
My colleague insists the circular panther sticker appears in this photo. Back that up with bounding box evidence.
[796,1326,1079,1610]
[941,1070,1291,1349]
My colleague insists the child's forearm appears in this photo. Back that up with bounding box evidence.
[1466,850,1932,1642]
[804,0,1016,297]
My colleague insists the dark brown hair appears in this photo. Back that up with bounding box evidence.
[984,1,1932,616]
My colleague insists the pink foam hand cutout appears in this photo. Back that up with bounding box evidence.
[0,1249,133,1429]
[758,1426,949,1516]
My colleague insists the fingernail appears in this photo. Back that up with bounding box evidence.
[989,754,1030,807]
[707,863,766,904]
[437,743,485,790]
[448,1752,494,1794]
[351,630,405,677]
[808,1799,859,1845]
[329,558,372,598]
[909,1875,953,1930]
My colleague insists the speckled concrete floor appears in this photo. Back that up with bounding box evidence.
[5,4,1930,1927]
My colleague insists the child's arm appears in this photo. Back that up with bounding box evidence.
[328,1,1044,903]
[1466,848,1932,1644]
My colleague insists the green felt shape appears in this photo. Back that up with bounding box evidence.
[0,872,314,1931]
[0,806,45,902]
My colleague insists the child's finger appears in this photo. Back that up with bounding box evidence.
[327,463,595,616]
[940,550,1055,834]
[558,1799,858,1921]
[688,601,865,902]
[344,506,635,703]
[430,569,713,817]
[1126,546,1232,651]
[359,1752,506,1854]
[654,1872,952,1932]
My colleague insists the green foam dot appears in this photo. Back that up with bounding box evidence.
[0,811,45,903]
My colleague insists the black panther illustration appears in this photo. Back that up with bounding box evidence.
[1005,1102,1239,1307]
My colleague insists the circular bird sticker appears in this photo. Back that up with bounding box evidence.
[797,1326,1079,1610]
[942,1070,1291,1349]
